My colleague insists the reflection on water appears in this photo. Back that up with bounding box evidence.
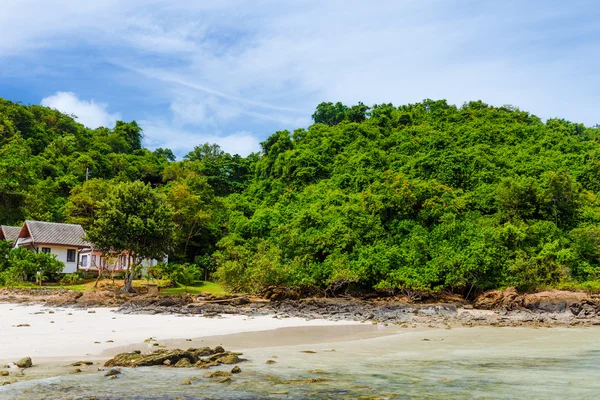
[2,328,600,399]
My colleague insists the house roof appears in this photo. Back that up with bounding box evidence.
[23,220,91,248]
[0,226,21,242]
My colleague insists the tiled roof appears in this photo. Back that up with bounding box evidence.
[25,221,91,248]
[0,226,21,242]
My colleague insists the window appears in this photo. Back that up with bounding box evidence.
[81,255,88,267]
[41,247,51,254]
[67,249,76,263]
[92,255,97,267]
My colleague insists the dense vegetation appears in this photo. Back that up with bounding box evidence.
[2,97,600,296]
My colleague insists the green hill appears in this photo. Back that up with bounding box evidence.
[2,98,600,296]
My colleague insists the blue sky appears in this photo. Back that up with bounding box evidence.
[1,0,599,157]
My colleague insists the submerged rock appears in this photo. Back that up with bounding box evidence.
[231,366,241,374]
[104,369,121,377]
[70,361,93,367]
[204,371,232,378]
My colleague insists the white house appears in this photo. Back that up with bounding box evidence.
[14,221,90,273]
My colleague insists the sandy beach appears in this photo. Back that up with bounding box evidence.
[2,300,600,399]
[0,303,363,364]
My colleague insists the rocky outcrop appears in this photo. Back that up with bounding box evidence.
[474,288,600,316]
[104,347,247,369]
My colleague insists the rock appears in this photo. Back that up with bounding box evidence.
[88,310,96,314]
[301,350,316,354]
[106,340,114,343]
[266,360,277,364]
[204,370,232,378]
[104,369,121,377]
[105,347,246,369]
[231,366,241,374]
[108,375,118,380]
[16,324,30,327]
[213,346,225,354]
[185,339,192,342]
[15,357,32,368]
[71,369,82,374]
[0,371,8,376]
[195,360,220,369]
[181,380,191,385]
[174,358,192,368]
[218,377,232,384]
[70,361,93,366]
[308,369,327,374]
[215,353,245,364]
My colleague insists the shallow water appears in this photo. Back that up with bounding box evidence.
[2,326,600,399]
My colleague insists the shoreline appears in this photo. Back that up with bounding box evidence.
[2,300,600,396]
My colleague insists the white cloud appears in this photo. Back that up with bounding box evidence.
[141,120,261,157]
[41,92,121,128]
[3,0,600,147]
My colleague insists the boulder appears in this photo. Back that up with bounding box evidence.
[231,366,241,374]
[104,347,247,369]
[174,358,192,368]
[15,357,32,368]
[104,369,121,377]
[204,371,232,378]
[194,360,220,369]
[0,371,8,376]
[215,353,245,364]
[105,349,196,367]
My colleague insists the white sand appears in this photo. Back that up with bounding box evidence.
[0,303,359,362]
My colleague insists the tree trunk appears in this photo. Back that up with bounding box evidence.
[122,254,135,293]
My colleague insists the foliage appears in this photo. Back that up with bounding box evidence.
[60,272,85,286]
[0,244,64,286]
[215,100,600,295]
[86,181,175,292]
[5,97,600,296]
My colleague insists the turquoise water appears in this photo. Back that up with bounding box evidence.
[2,327,600,399]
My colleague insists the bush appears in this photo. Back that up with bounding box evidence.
[60,272,84,286]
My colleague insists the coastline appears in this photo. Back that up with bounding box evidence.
[2,299,600,398]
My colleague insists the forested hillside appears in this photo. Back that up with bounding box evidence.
[2,97,600,296]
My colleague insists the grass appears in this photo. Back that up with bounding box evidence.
[160,281,227,296]
[2,278,228,296]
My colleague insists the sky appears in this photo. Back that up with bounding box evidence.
[1,0,599,157]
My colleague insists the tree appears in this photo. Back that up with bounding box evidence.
[87,181,175,292]
[63,178,112,230]
[311,102,349,126]
[113,121,143,151]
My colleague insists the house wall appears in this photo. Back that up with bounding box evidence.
[37,245,79,273]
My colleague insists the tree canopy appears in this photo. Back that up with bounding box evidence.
[3,97,600,296]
